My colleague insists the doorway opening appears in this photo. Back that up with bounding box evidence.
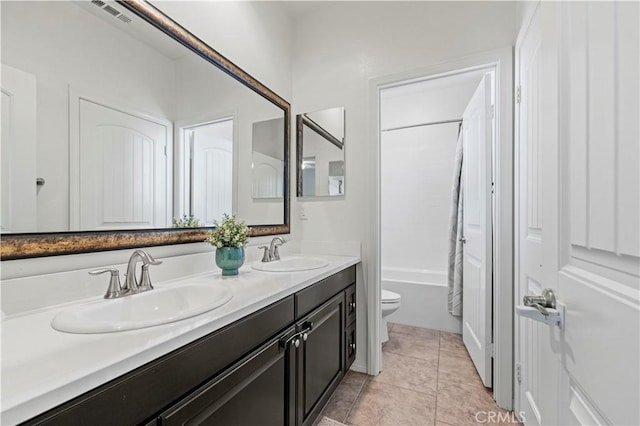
[379,68,495,384]
[370,48,514,409]
[176,117,234,227]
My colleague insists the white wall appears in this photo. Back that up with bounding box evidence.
[381,124,458,271]
[154,1,293,105]
[380,72,483,273]
[291,1,517,369]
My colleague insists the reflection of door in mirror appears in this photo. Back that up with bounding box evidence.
[252,118,284,199]
[74,98,171,231]
[302,157,316,196]
[1,65,37,233]
[189,119,233,227]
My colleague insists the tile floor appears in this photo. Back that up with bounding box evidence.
[317,323,521,426]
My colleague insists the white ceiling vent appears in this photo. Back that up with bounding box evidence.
[91,1,132,25]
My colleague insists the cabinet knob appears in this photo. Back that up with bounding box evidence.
[293,338,300,348]
[350,343,356,353]
[302,333,308,342]
[350,302,356,310]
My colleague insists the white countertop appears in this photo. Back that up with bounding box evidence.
[1,254,360,425]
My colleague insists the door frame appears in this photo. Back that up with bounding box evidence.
[513,2,541,420]
[369,47,514,409]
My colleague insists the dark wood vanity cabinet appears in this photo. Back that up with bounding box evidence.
[22,266,356,426]
[159,326,298,426]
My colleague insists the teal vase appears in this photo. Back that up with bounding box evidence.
[215,247,245,276]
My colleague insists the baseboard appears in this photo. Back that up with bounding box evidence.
[349,360,368,375]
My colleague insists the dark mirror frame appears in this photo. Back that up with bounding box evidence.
[0,0,290,260]
[296,113,344,197]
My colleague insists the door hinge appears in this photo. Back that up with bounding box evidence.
[516,85,522,104]
[164,145,167,156]
[490,104,495,120]
[491,343,495,357]
[491,181,495,194]
[516,362,522,384]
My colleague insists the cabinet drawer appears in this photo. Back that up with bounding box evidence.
[345,322,356,370]
[160,326,296,426]
[344,284,356,326]
[23,296,295,426]
[295,266,355,319]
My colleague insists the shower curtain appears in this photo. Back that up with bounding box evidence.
[447,129,464,316]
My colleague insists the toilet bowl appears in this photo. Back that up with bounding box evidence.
[381,289,401,343]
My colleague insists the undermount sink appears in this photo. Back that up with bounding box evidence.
[51,282,232,334]
[252,256,329,272]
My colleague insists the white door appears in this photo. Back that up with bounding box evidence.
[190,120,233,226]
[1,65,37,233]
[252,151,284,199]
[461,73,494,387]
[515,3,639,425]
[78,99,169,230]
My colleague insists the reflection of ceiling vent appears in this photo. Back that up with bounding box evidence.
[117,14,132,24]
[102,5,120,17]
[91,0,132,24]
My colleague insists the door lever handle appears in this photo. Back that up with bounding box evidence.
[523,289,556,312]
[518,288,564,327]
[530,302,549,316]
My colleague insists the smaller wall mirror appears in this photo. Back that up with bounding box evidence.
[296,107,345,197]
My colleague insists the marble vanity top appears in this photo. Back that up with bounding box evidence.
[1,253,360,425]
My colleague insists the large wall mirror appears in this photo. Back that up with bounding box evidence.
[0,0,290,259]
[296,107,345,197]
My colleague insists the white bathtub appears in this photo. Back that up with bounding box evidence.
[382,267,462,333]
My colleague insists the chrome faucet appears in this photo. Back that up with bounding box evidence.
[88,250,162,299]
[124,250,162,294]
[258,237,286,262]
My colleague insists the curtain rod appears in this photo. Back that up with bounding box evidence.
[381,118,462,132]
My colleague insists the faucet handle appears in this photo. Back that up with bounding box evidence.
[138,265,155,293]
[89,268,126,299]
[135,250,163,266]
[271,237,285,261]
[258,246,271,262]
[272,244,282,261]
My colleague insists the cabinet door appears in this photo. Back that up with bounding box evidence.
[160,327,296,426]
[296,293,345,426]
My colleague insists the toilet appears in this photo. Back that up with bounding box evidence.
[381,289,402,343]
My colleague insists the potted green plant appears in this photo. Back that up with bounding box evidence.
[205,214,250,276]
[173,214,201,228]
